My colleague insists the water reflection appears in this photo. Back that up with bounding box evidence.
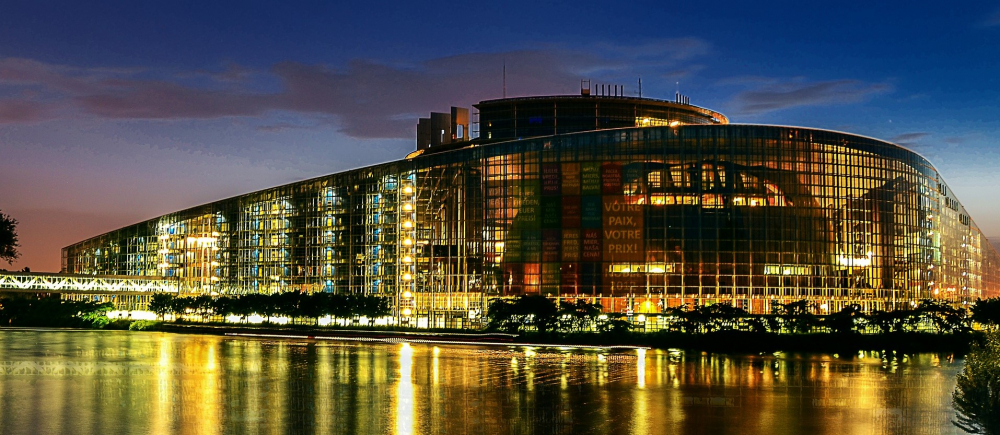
[0,330,964,434]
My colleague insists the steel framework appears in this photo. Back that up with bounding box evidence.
[0,272,177,294]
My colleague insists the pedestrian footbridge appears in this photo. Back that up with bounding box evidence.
[0,271,177,295]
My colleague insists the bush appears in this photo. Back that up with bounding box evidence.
[953,331,1000,433]
[129,320,160,331]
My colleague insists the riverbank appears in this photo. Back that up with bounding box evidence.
[128,321,979,354]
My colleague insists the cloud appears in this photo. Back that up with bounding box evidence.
[0,100,51,123]
[255,122,316,133]
[0,38,709,138]
[77,80,272,119]
[889,132,929,144]
[728,79,891,116]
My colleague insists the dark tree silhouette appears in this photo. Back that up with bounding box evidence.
[826,304,865,334]
[0,210,20,265]
[953,331,1000,434]
[148,294,175,320]
[972,298,1000,330]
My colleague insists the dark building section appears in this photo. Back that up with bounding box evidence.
[417,107,469,150]
[475,92,727,142]
[64,95,1000,319]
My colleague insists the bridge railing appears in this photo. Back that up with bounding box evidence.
[0,272,177,294]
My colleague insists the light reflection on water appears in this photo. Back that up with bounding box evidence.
[0,330,963,434]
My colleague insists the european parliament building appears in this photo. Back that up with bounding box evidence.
[62,90,1000,323]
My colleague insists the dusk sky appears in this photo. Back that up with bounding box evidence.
[1,1,999,271]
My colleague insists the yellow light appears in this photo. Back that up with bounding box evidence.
[637,314,646,322]
[402,273,412,281]
[403,291,412,298]
[402,308,412,316]
[669,121,681,127]
[403,186,413,194]
[403,221,413,229]
[403,238,413,246]
[402,203,413,211]
[402,256,413,263]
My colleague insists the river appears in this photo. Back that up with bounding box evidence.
[0,329,964,434]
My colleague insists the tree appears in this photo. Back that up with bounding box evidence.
[972,298,1000,330]
[953,331,1000,434]
[148,294,175,320]
[772,300,820,334]
[597,313,633,334]
[918,299,970,334]
[0,210,20,265]
[485,298,519,333]
[826,304,865,334]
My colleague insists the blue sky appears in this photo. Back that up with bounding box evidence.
[1,1,999,271]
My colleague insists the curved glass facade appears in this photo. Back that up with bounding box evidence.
[476,95,727,142]
[63,124,1000,316]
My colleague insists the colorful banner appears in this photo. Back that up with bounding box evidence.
[601,196,644,262]
[581,162,601,195]
[561,163,581,195]
[601,162,622,195]
[541,198,561,229]
[561,195,581,228]
[518,181,541,229]
[522,230,541,262]
[561,229,580,262]
[582,229,602,262]
[541,164,561,195]
[581,196,602,228]
[542,230,561,263]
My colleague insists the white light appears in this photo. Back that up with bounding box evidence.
[402,308,412,316]
[637,314,646,322]
[403,291,412,298]
[837,255,872,268]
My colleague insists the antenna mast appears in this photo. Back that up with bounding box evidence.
[638,76,642,98]
[502,61,506,98]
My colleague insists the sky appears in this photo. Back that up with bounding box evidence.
[1,1,999,272]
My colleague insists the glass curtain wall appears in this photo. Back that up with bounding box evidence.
[63,125,1000,316]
